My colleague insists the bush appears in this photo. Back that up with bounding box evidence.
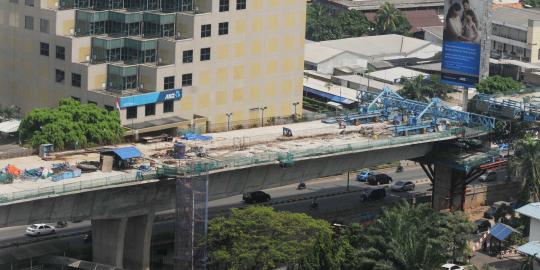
[475,76,523,95]
[19,99,123,150]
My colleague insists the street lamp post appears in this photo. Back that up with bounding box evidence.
[292,102,300,121]
[226,112,233,131]
[260,106,267,127]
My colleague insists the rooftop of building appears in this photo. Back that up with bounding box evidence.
[366,67,428,84]
[333,74,403,92]
[317,34,440,59]
[326,0,444,11]
[364,9,443,33]
[304,43,347,64]
[516,202,540,220]
[422,26,443,39]
[493,7,540,29]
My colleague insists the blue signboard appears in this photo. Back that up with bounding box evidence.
[119,89,182,108]
[441,0,487,88]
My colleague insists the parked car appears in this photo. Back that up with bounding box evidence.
[361,188,386,202]
[441,263,465,270]
[474,219,491,234]
[483,201,510,219]
[26,224,55,236]
[243,191,271,204]
[390,180,415,192]
[356,170,374,182]
[367,174,393,186]
[479,171,497,182]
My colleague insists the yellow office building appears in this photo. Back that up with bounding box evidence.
[0,0,306,135]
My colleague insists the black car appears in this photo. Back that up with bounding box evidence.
[367,174,393,186]
[474,219,491,234]
[361,188,386,202]
[243,191,271,204]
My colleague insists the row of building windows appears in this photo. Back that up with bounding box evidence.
[180,48,211,63]
[9,0,34,7]
[24,16,50,33]
[218,0,247,12]
[39,42,66,60]
[55,69,82,87]
[200,22,229,38]
[162,74,192,89]
[126,100,174,119]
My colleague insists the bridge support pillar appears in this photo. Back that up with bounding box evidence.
[92,213,154,270]
[92,217,128,267]
[432,164,467,211]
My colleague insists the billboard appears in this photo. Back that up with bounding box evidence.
[119,89,182,108]
[441,0,489,87]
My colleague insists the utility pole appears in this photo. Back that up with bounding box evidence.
[260,106,267,127]
[292,102,299,120]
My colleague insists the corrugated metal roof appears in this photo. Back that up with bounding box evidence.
[491,223,519,241]
[517,241,540,258]
[304,43,346,64]
[0,120,21,134]
[516,203,540,220]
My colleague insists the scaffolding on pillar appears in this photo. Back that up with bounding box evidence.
[174,168,209,270]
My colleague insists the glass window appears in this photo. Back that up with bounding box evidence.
[145,104,156,116]
[236,0,246,10]
[218,22,229,35]
[40,19,49,33]
[55,69,65,83]
[127,106,138,119]
[25,0,34,7]
[201,24,211,38]
[182,73,192,86]
[56,46,65,60]
[163,100,174,113]
[219,0,229,12]
[24,16,34,30]
[164,76,175,89]
[182,50,193,63]
[72,73,81,87]
[200,47,210,61]
[40,42,49,56]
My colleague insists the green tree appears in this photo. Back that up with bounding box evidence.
[306,4,343,42]
[475,76,523,95]
[338,9,370,38]
[342,203,474,270]
[19,99,123,150]
[399,75,451,102]
[207,206,344,270]
[510,135,540,202]
[373,3,411,35]
[524,0,540,7]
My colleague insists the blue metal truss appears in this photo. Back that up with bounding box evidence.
[359,87,496,129]
[473,94,540,122]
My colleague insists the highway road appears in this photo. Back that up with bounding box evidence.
[0,163,429,248]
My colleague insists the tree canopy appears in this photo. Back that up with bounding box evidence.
[19,99,123,150]
[475,76,523,95]
[306,3,411,41]
[510,135,540,202]
[207,206,342,270]
[373,3,411,36]
[341,203,474,270]
[306,4,370,41]
[399,75,451,102]
[524,0,540,7]
[207,204,474,270]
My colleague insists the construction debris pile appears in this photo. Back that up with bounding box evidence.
[0,162,82,184]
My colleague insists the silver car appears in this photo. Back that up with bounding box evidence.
[26,224,55,236]
[390,180,415,192]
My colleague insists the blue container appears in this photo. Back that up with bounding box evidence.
[173,143,186,159]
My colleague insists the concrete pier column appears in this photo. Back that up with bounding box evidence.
[123,213,155,270]
[432,164,467,211]
[92,217,128,267]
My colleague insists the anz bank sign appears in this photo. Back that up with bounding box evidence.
[119,89,182,108]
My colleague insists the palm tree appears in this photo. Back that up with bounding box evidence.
[510,135,540,202]
[373,3,410,35]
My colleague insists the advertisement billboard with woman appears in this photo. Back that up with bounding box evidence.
[442,0,491,87]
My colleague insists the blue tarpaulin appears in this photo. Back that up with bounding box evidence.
[490,223,518,241]
[182,133,213,141]
[104,146,143,160]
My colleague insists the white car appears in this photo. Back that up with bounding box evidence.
[26,224,55,236]
[441,263,465,270]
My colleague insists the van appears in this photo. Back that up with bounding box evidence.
[361,188,386,202]
[367,173,393,185]
[242,191,271,204]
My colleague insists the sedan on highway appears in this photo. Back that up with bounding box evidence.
[26,224,55,236]
[390,180,415,192]
[356,170,374,182]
